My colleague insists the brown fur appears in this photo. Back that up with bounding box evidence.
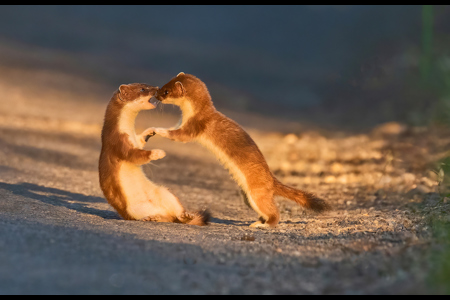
[153,73,329,228]
[98,83,210,226]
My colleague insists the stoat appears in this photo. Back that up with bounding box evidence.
[152,73,329,228]
[98,83,210,225]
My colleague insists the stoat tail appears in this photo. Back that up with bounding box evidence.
[273,178,330,212]
[177,209,211,226]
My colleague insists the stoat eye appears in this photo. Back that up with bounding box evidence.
[164,90,169,95]
[140,88,145,92]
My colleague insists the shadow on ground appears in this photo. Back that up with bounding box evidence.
[0,181,250,226]
[0,181,119,219]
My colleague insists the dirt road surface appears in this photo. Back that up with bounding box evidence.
[0,65,448,294]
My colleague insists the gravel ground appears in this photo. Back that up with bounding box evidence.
[0,65,449,294]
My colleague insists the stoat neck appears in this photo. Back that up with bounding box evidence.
[179,100,196,127]
[118,105,138,136]
[179,96,215,127]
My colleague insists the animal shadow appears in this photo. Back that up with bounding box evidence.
[0,181,120,219]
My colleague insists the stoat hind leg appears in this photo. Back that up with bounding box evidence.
[247,189,280,228]
[249,216,267,228]
[240,188,252,208]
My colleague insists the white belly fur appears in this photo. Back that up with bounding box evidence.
[118,162,184,220]
[117,104,185,220]
[196,134,266,219]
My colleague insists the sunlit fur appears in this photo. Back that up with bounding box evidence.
[98,83,210,225]
[154,73,329,228]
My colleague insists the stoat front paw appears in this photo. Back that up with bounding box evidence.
[149,149,166,161]
[154,127,169,138]
[141,128,156,142]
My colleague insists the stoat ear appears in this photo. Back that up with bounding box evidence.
[174,81,186,96]
[177,72,185,77]
[119,84,130,95]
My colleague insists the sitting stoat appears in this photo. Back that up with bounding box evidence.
[98,83,209,225]
[152,73,329,228]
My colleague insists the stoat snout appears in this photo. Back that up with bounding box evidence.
[149,96,160,107]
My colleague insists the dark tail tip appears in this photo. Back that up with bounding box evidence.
[304,192,331,212]
[185,209,211,226]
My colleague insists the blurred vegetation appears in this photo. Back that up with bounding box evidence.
[417,5,450,127]
[427,150,449,294]
[418,5,450,294]
[427,217,450,294]
[423,4,450,192]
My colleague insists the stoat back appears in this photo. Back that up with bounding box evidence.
[99,83,159,220]
[153,73,329,228]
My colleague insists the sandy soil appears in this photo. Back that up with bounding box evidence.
[0,65,449,294]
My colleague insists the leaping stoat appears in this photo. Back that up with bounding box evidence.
[151,73,329,228]
[98,83,210,225]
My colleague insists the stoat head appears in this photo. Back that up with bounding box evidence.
[154,72,187,106]
[116,83,159,112]
[155,72,212,110]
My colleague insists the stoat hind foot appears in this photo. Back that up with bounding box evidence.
[249,220,276,229]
